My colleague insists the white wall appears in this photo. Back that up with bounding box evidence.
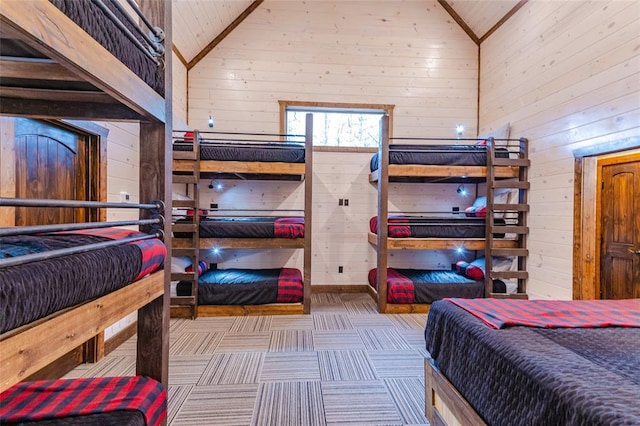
[187,0,480,286]
[480,0,640,299]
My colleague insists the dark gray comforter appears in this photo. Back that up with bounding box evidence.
[424,300,640,426]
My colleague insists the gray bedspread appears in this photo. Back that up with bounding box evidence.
[424,300,640,426]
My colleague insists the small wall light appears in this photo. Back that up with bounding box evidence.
[455,124,465,137]
[456,184,467,196]
[208,115,214,128]
[208,180,224,192]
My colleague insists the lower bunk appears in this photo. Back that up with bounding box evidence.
[367,263,518,313]
[423,298,640,426]
[0,375,166,426]
[173,267,305,316]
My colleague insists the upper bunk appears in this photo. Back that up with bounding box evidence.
[172,118,313,182]
[0,0,166,122]
[370,116,528,183]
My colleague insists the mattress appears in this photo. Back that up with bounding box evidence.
[174,216,304,239]
[424,300,640,426]
[367,268,484,304]
[370,144,509,172]
[370,215,505,238]
[49,0,163,96]
[173,141,305,163]
[177,268,303,305]
[0,376,166,426]
[0,229,166,334]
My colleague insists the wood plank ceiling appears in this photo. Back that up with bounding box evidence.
[172,0,526,69]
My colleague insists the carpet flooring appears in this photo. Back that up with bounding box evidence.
[65,293,430,425]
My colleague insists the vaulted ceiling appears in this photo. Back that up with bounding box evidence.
[171,0,526,69]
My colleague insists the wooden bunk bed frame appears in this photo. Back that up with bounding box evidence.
[369,116,529,313]
[0,0,172,402]
[171,114,313,317]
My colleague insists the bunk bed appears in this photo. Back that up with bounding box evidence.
[368,116,529,313]
[0,0,171,424]
[170,114,313,317]
[423,298,640,425]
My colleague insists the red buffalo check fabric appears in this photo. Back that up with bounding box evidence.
[369,215,411,238]
[277,267,304,302]
[445,297,640,329]
[274,217,305,238]
[0,376,166,426]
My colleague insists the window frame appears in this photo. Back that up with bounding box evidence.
[278,100,395,152]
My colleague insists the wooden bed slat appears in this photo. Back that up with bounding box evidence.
[173,236,305,249]
[0,272,164,393]
[367,232,518,250]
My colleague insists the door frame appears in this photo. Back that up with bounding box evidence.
[573,137,640,300]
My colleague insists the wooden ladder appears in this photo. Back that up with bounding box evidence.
[485,137,530,299]
[170,131,201,318]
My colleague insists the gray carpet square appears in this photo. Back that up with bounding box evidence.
[385,377,428,425]
[260,352,321,382]
[269,330,314,352]
[349,314,395,329]
[368,351,425,378]
[167,385,193,425]
[198,352,264,385]
[216,332,271,352]
[171,384,258,426]
[168,355,211,386]
[269,315,315,330]
[252,381,326,426]
[358,329,413,351]
[170,332,224,355]
[313,330,365,350]
[318,350,377,381]
[229,316,273,333]
[321,381,402,425]
[313,314,354,330]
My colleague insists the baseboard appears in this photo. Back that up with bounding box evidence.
[311,284,370,293]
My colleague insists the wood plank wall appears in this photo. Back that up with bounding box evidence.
[479,0,640,299]
[186,0,479,287]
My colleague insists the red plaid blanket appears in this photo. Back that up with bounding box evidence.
[0,376,166,426]
[369,215,411,238]
[277,268,304,303]
[55,228,166,280]
[368,268,415,304]
[274,217,305,238]
[445,298,640,329]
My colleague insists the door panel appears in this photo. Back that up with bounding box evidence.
[14,119,85,226]
[600,160,640,299]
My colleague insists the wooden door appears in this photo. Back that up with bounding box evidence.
[600,159,640,299]
[14,119,88,225]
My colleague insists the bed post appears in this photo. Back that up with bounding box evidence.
[303,113,313,314]
[377,115,390,313]
[137,0,172,390]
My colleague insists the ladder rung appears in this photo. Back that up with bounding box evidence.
[493,181,530,189]
[173,175,198,184]
[171,272,197,281]
[173,223,197,233]
[493,203,529,212]
[493,158,530,167]
[490,271,528,279]
[174,151,197,160]
[490,248,528,257]
[491,225,528,234]
[171,295,197,306]
[172,248,198,256]
[173,200,195,208]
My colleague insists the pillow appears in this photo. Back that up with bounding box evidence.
[469,257,516,272]
[171,256,208,276]
[455,261,484,280]
[464,191,510,218]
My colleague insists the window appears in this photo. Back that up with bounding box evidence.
[280,101,394,150]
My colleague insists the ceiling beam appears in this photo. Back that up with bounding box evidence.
[437,0,479,45]
[0,57,82,81]
[172,44,188,68]
[0,97,143,121]
[187,0,264,70]
[479,0,528,44]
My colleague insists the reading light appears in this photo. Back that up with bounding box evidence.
[456,184,467,196]
[208,115,214,128]
[208,180,224,192]
[455,247,464,255]
[455,124,465,137]
[211,247,221,256]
